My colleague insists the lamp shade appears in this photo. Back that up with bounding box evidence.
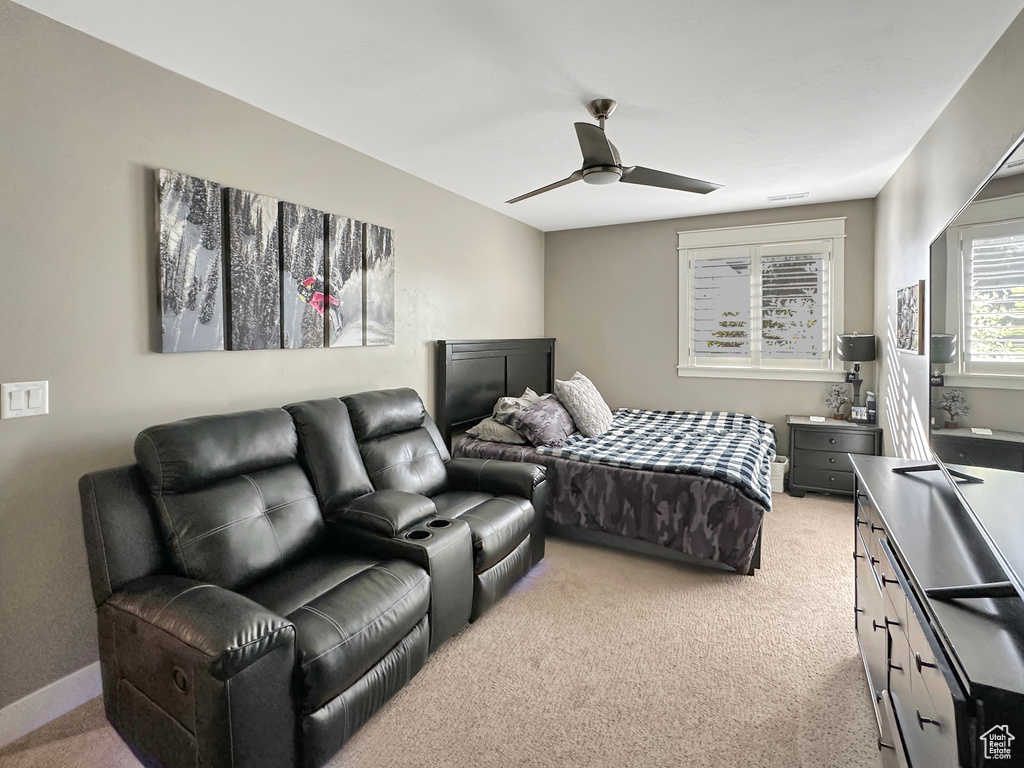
[931,334,957,364]
[836,334,876,362]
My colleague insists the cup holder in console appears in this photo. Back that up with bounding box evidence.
[406,529,432,541]
[426,519,452,529]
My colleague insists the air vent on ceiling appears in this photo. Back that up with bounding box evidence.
[767,192,810,204]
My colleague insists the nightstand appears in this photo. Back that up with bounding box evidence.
[787,416,882,497]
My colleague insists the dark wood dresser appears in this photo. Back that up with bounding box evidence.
[931,428,1024,472]
[852,456,1024,767]
[787,415,882,497]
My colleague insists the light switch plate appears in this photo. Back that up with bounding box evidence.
[1,381,49,419]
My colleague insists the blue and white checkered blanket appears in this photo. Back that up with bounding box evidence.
[536,409,776,509]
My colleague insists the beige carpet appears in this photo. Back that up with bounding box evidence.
[0,493,881,768]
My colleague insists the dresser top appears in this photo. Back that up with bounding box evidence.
[851,455,1024,696]
[787,415,882,431]
[931,426,1024,445]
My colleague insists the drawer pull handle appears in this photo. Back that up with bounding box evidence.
[916,710,941,729]
[829,476,836,482]
[915,652,938,672]
[870,524,884,533]
[853,552,865,561]
[829,438,836,445]
[885,617,902,628]
[881,575,899,586]
[871,557,880,565]
[889,660,903,672]
[878,738,896,752]
[856,519,869,527]
[872,620,885,632]
[855,607,865,614]
[829,457,836,464]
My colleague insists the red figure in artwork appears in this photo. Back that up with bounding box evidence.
[296,277,339,317]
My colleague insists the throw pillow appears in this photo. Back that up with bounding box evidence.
[554,372,613,438]
[493,387,543,420]
[465,417,527,445]
[497,397,576,448]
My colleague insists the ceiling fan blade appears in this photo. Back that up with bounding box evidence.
[506,169,584,204]
[620,165,721,195]
[574,122,617,167]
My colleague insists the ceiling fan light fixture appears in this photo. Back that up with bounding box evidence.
[582,165,622,185]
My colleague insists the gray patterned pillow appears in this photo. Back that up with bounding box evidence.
[497,397,576,448]
[493,387,543,420]
[465,416,527,445]
[554,372,613,437]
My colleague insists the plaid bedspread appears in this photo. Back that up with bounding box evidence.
[536,409,776,509]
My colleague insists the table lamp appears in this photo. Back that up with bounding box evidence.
[836,333,876,405]
[930,334,957,386]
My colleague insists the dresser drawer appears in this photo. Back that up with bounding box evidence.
[931,435,1024,472]
[794,447,855,472]
[793,428,876,454]
[791,467,854,493]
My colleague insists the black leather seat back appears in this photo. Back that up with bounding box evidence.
[284,398,375,515]
[135,408,324,591]
[342,388,450,497]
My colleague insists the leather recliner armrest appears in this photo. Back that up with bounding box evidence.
[445,457,546,500]
[104,575,294,680]
[329,490,437,537]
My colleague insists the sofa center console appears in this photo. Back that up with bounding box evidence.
[852,455,1024,768]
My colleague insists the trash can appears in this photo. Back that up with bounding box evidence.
[771,456,789,494]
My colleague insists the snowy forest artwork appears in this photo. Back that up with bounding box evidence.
[157,170,224,353]
[327,215,364,348]
[281,202,326,349]
[364,224,395,346]
[226,188,281,350]
[155,170,395,353]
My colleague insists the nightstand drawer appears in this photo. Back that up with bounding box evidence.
[793,429,876,454]
[793,448,854,472]
[791,467,854,493]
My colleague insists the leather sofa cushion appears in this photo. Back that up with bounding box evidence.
[285,398,374,512]
[135,409,297,496]
[157,463,323,591]
[337,491,437,536]
[279,558,429,714]
[244,550,381,617]
[359,428,449,497]
[343,388,426,441]
[432,492,535,573]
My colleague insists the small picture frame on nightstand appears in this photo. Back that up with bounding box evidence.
[850,406,869,423]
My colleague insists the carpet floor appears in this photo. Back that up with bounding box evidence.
[0,492,881,768]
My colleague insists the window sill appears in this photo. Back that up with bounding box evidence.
[676,366,846,382]
[939,373,1024,391]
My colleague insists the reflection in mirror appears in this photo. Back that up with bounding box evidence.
[930,141,1024,472]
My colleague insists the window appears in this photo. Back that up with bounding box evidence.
[948,212,1024,376]
[678,218,845,380]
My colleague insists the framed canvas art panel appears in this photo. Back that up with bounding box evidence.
[326,214,364,347]
[226,188,281,350]
[896,279,925,354]
[364,223,395,346]
[281,202,326,349]
[156,169,224,353]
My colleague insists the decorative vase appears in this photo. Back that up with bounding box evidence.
[833,412,846,420]
[945,421,959,429]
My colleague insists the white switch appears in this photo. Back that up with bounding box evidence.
[1,381,49,419]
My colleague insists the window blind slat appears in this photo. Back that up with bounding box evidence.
[760,253,824,359]
[693,257,750,356]
[967,231,1024,365]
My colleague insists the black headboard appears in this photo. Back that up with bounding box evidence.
[435,338,555,447]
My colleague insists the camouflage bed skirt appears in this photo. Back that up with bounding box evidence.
[454,437,765,574]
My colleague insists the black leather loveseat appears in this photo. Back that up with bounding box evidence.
[79,388,546,768]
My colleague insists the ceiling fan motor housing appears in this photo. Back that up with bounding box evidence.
[582,165,622,185]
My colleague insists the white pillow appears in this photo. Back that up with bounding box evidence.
[465,416,527,444]
[554,372,613,438]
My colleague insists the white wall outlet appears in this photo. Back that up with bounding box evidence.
[1,381,49,419]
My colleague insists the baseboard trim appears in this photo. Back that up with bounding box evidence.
[0,662,102,748]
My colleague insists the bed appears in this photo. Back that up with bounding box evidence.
[435,338,773,574]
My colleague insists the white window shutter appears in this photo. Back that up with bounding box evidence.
[692,256,752,358]
[760,253,826,359]
[965,227,1024,368]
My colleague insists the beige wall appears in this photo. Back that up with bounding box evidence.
[874,9,1024,457]
[0,2,544,709]
[545,199,875,456]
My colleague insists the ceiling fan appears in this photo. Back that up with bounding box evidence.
[506,99,722,204]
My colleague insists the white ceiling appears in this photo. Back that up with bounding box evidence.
[13,0,1024,231]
